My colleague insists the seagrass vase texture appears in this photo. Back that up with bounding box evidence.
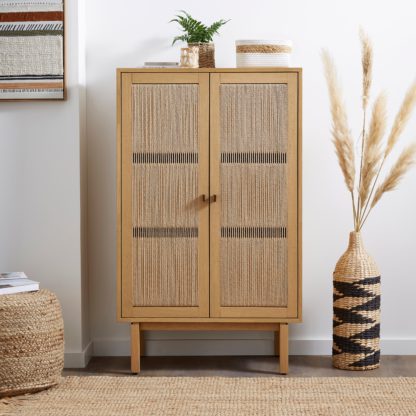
[188,43,215,68]
[0,289,64,397]
[333,232,381,370]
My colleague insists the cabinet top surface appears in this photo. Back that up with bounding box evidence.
[117,67,302,74]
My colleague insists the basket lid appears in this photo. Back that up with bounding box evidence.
[235,39,292,46]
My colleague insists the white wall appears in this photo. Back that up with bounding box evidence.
[0,0,90,367]
[85,0,416,356]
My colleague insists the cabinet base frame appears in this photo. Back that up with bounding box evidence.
[130,322,289,375]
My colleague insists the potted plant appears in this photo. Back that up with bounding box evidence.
[323,30,416,370]
[171,10,230,68]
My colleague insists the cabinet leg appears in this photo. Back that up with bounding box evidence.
[131,323,141,374]
[279,323,289,375]
[140,330,145,357]
[274,331,280,356]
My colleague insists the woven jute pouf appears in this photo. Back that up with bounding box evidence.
[333,232,381,370]
[0,289,64,397]
[188,42,215,68]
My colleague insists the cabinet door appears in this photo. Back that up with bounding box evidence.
[119,73,210,318]
[210,73,299,318]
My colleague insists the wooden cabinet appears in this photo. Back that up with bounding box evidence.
[117,68,302,374]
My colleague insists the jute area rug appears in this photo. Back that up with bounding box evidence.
[1,376,415,416]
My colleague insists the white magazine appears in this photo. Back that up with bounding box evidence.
[0,278,39,295]
[0,272,28,280]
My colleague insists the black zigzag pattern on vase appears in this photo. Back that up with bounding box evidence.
[350,323,380,340]
[349,350,381,368]
[333,307,375,325]
[333,275,381,370]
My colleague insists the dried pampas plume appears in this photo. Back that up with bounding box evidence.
[323,29,416,231]
[371,144,416,209]
[385,81,416,157]
[359,93,387,207]
[322,50,356,193]
[360,27,373,110]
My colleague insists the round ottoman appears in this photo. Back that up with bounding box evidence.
[0,289,64,397]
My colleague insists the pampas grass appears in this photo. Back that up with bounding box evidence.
[360,28,373,111]
[371,144,416,209]
[323,29,416,231]
[385,82,416,157]
[322,51,356,194]
[322,50,357,225]
[359,93,387,209]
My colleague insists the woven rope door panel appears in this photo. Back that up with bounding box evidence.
[209,73,299,318]
[132,84,198,307]
[122,75,210,318]
[220,84,288,308]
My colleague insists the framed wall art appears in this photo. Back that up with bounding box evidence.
[0,0,65,101]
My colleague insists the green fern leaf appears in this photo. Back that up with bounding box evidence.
[170,11,229,46]
[205,19,230,41]
[172,34,189,45]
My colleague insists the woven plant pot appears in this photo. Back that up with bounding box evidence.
[333,232,381,370]
[0,289,64,397]
[188,43,215,68]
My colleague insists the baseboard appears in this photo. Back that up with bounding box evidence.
[64,340,93,368]
[92,337,416,357]
[289,339,416,355]
[93,338,275,356]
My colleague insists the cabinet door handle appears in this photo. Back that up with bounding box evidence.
[202,194,217,203]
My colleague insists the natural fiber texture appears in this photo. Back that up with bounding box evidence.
[0,290,64,397]
[219,84,288,307]
[0,1,63,13]
[333,232,380,370]
[0,37,63,71]
[220,84,288,152]
[221,165,286,227]
[0,1,64,100]
[133,236,198,306]
[132,84,198,153]
[188,43,215,68]
[131,84,199,307]
[220,238,287,306]
[133,164,198,228]
[236,44,292,53]
[2,376,416,416]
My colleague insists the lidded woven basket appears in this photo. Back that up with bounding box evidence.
[235,39,292,67]
[333,232,381,370]
[0,289,64,397]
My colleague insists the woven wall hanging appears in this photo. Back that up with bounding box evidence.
[0,0,65,100]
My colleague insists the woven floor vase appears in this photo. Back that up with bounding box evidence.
[188,43,215,68]
[333,232,381,370]
[0,289,64,397]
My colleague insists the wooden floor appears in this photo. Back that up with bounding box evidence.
[64,356,416,377]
